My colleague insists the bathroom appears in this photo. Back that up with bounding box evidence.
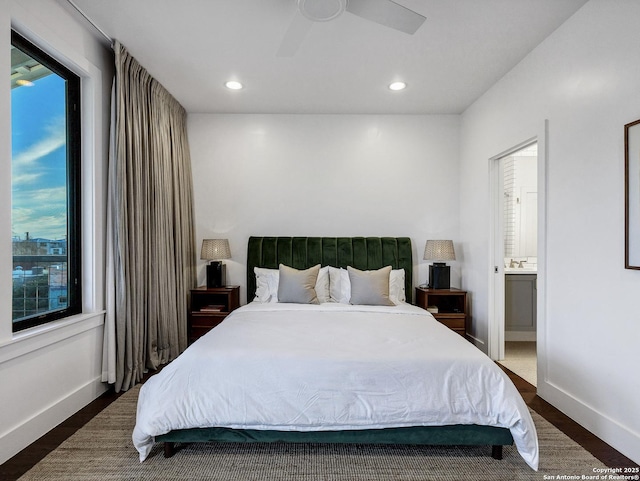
[501,143,537,385]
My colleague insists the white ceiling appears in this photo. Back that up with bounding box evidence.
[67,0,588,114]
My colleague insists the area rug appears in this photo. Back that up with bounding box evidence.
[18,385,608,481]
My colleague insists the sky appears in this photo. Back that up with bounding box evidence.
[11,71,68,241]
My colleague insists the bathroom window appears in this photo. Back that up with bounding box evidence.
[503,143,537,260]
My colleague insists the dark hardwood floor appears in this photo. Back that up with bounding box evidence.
[1,366,637,480]
[498,365,638,470]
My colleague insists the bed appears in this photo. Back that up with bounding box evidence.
[132,237,538,470]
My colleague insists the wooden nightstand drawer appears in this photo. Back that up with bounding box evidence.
[191,312,227,328]
[190,322,224,340]
[434,314,465,330]
[415,287,469,338]
[188,286,240,343]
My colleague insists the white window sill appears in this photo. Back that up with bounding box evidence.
[0,311,106,364]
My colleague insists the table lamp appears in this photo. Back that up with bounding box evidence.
[201,239,231,288]
[424,240,455,289]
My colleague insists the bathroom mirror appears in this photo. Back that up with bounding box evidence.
[625,118,640,269]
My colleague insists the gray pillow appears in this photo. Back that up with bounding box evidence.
[347,265,394,306]
[277,264,320,304]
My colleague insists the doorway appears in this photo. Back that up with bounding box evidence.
[501,142,537,385]
[489,131,546,388]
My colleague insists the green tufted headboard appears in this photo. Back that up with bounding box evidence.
[246,237,413,304]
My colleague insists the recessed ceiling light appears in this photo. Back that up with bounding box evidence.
[16,79,34,87]
[388,81,407,91]
[225,80,243,90]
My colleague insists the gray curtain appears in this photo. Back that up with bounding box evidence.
[102,41,196,392]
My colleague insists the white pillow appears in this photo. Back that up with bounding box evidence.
[329,266,405,305]
[389,268,406,304]
[254,266,330,303]
[328,267,350,303]
[315,266,330,303]
[254,267,279,303]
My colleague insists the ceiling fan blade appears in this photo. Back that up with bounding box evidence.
[346,0,426,34]
[277,11,314,57]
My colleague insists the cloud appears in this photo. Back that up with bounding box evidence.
[12,172,44,187]
[12,210,67,240]
[11,116,69,239]
[11,80,71,240]
[12,117,66,168]
[12,187,67,240]
[19,186,66,204]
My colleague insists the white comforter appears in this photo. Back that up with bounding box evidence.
[133,302,538,470]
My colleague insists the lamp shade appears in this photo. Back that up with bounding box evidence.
[423,240,456,261]
[201,239,231,260]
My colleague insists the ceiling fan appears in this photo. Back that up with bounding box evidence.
[277,0,426,57]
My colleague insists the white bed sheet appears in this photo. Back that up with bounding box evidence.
[133,302,538,470]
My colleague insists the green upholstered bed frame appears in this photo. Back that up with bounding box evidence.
[157,425,513,458]
[156,236,513,460]
[246,236,414,304]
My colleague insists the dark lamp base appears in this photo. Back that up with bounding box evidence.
[429,264,450,289]
[206,262,226,288]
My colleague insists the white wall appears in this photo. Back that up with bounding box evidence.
[189,114,461,302]
[459,0,640,463]
[5,0,637,468]
[0,0,112,464]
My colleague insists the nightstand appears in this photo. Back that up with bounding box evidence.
[415,287,468,337]
[188,286,240,343]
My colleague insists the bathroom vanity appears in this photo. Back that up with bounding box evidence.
[505,269,537,338]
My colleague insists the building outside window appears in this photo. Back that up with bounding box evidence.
[10,30,81,331]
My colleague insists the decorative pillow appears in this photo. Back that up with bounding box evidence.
[389,268,406,304]
[277,264,321,304]
[330,266,404,305]
[328,267,351,303]
[347,265,394,306]
[254,266,329,303]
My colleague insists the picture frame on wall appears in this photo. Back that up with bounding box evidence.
[625,118,640,269]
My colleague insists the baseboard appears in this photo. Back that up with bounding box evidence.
[505,331,536,341]
[0,375,108,465]
[466,332,486,353]
[538,379,640,465]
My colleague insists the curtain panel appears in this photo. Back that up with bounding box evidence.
[103,41,196,392]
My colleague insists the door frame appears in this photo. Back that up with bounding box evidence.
[488,120,547,368]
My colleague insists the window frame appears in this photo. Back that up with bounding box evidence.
[11,30,82,332]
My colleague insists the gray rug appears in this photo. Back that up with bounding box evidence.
[18,385,607,480]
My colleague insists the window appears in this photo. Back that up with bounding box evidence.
[11,30,81,331]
